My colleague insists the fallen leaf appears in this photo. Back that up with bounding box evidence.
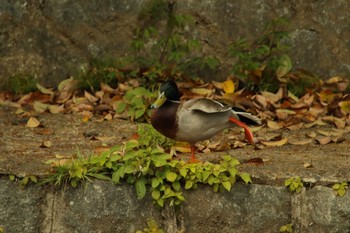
[36,83,55,96]
[261,137,288,147]
[306,132,317,138]
[315,136,332,145]
[303,163,313,168]
[191,88,213,96]
[48,105,64,114]
[244,157,264,165]
[222,79,235,94]
[276,109,296,120]
[254,95,268,108]
[35,128,53,135]
[104,113,113,121]
[288,138,312,145]
[40,140,52,148]
[267,121,282,130]
[33,101,49,113]
[339,100,350,114]
[85,91,99,102]
[26,117,40,128]
[233,140,247,148]
[287,123,304,131]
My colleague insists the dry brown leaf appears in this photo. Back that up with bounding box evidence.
[26,117,40,128]
[287,123,304,131]
[254,95,268,108]
[48,105,64,114]
[233,140,247,148]
[288,138,312,145]
[244,157,264,165]
[322,116,346,129]
[261,89,283,105]
[304,119,327,128]
[85,91,99,102]
[267,121,282,130]
[315,136,332,145]
[303,163,313,168]
[276,109,296,120]
[36,83,55,96]
[260,138,288,147]
[33,101,49,113]
[35,128,53,135]
[306,132,317,138]
[191,88,214,96]
[212,80,223,89]
[104,113,113,121]
[41,140,52,148]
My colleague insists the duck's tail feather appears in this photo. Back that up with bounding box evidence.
[232,107,262,125]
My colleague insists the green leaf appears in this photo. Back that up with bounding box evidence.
[333,184,341,190]
[185,180,193,189]
[157,198,164,207]
[166,171,177,182]
[89,173,110,181]
[135,109,145,119]
[70,179,78,188]
[338,188,346,197]
[239,173,252,184]
[135,178,147,199]
[172,181,181,191]
[114,101,127,113]
[222,181,232,192]
[125,140,139,150]
[276,54,292,80]
[179,168,188,177]
[9,175,15,181]
[151,190,161,200]
[29,176,37,183]
[151,178,161,188]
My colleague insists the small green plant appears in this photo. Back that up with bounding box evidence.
[333,182,348,197]
[279,223,293,233]
[0,226,4,233]
[229,18,291,92]
[5,74,37,95]
[9,174,38,188]
[129,0,220,86]
[284,176,303,193]
[44,124,251,207]
[114,87,157,122]
[135,219,164,233]
[75,58,119,91]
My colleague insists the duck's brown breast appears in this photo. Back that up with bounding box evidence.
[151,101,179,140]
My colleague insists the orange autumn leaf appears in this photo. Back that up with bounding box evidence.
[222,79,235,94]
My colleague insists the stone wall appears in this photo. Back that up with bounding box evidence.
[1,0,349,87]
[1,179,350,233]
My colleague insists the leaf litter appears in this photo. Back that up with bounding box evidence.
[1,76,350,164]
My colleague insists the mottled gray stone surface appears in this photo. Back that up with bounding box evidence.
[0,0,349,87]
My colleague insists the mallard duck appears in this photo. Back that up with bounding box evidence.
[151,80,261,162]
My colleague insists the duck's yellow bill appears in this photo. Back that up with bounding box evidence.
[151,92,167,108]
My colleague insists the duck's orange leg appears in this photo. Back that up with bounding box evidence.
[229,117,255,145]
[188,145,201,163]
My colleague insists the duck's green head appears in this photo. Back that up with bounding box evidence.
[151,80,180,108]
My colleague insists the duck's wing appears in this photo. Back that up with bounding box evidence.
[183,98,231,113]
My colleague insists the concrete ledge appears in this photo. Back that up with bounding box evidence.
[1,179,350,233]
